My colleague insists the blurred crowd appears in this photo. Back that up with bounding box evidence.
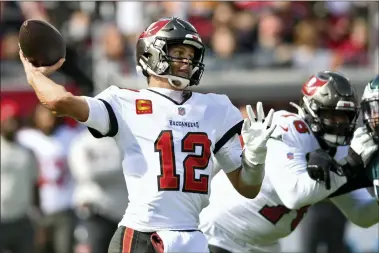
[1,100,128,253]
[0,2,377,253]
[0,1,373,95]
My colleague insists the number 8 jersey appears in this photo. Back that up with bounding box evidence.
[82,86,243,232]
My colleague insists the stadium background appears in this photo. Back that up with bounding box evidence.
[1,1,378,253]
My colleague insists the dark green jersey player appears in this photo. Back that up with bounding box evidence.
[361,75,379,199]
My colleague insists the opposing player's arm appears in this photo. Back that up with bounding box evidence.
[330,188,379,228]
[265,115,348,209]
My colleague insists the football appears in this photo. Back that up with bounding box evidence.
[19,19,66,67]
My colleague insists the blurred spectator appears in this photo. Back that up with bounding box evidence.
[324,15,352,51]
[337,17,369,66]
[231,10,258,53]
[0,99,39,253]
[17,105,75,253]
[206,26,252,71]
[93,23,132,94]
[252,11,292,68]
[59,10,94,95]
[187,2,217,47]
[69,130,128,253]
[116,1,145,46]
[292,19,335,73]
[0,2,48,36]
[212,2,237,28]
[1,32,19,60]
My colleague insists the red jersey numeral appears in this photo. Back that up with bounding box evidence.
[155,130,211,194]
[259,204,310,231]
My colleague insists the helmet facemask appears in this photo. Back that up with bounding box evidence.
[301,96,359,147]
[361,98,379,143]
[361,75,379,143]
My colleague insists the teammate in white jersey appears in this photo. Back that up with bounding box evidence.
[200,71,379,253]
[19,17,276,252]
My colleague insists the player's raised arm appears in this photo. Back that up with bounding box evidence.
[19,50,89,121]
[19,50,116,136]
[213,102,276,199]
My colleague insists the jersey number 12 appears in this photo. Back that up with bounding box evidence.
[154,130,211,194]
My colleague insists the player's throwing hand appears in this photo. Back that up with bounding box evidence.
[19,49,65,86]
[242,102,276,165]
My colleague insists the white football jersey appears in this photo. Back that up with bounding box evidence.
[84,86,243,232]
[200,110,350,250]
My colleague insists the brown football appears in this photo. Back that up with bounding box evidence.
[19,19,66,67]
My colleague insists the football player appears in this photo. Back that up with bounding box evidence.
[199,71,379,253]
[19,17,276,252]
[362,75,379,199]
[307,75,379,200]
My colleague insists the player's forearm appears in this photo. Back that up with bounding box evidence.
[240,163,264,198]
[331,191,379,228]
[226,166,262,199]
[346,199,378,228]
[29,71,89,121]
[217,136,264,198]
[279,172,347,209]
[28,71,68,110]
[226,153,265,199]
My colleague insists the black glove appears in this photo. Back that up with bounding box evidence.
[338,147,364,179]
[306,149,338,190]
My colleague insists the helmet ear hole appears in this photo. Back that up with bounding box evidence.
[141,53,151,61]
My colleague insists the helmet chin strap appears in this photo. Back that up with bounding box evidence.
[138,58,199,90]
[167,76,190,90]
[166,65,199,90]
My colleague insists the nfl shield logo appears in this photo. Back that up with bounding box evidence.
[178,107,186,116]
[287,152,294,160]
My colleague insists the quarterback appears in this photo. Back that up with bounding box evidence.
[199,71,379,253]
[19,17,276,252]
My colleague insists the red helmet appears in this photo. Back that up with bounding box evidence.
[136,17,205,89]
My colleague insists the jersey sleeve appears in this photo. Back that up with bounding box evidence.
[212,95,244,173]
[81,85,120,138]
[213,95,243,154]
[213,134,243,173]
[265,111,348,209]
[330,188,379,228]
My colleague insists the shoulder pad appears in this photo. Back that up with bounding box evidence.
[271,110,319,152]
[200,93,231,106]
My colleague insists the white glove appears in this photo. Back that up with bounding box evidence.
[350,126,378,167]
[242,102,277,165]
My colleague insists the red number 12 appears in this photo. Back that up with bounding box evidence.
[154,130,211,194]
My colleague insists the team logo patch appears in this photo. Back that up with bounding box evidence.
[136,99,153,114]
[178,107,186,116]
[286,152,294,160]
